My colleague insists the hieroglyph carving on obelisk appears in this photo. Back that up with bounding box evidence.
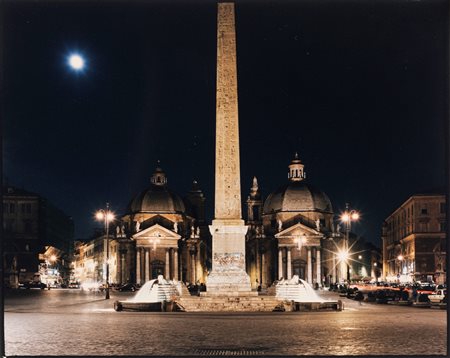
[207,2,251,294]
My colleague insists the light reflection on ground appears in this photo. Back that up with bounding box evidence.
[4,288,447,356]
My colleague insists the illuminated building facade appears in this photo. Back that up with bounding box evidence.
[382,193,446,284]
[245,154,379,288]
[2,186,74,288]
[72,165,210,286]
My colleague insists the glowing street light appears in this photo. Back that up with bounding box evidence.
[337,250,349,262]
[68,54,85,70]
[95,203,115,299]
[340,203,360,282]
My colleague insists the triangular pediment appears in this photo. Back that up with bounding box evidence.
[275,222,321,239]
[131,223,181,240]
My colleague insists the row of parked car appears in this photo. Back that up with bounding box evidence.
[332,283,447,305]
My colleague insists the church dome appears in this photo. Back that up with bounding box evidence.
[263,181,333,214]
[127,165,186,214]
[263,154,333,214]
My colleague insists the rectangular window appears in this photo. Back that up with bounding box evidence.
[421,208,428,215]
[440,202,446,214]
[21,204,26,213]
[6,220,15,231]
[440,223,447,232]
[9,203,15,213]
[24,220,32,233]
[26,203,32,213]
[3,203,8,214]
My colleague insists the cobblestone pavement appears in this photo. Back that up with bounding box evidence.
[3,288,447,356]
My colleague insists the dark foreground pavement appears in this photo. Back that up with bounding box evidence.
[3,288,447,356]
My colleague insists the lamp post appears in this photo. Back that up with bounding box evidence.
[340,203,359,282]
[96,203,115,299]
[397,254,404,282]
[49,255,57,287]
[373,262,378,283]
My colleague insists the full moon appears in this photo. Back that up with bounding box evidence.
[68,54,85,70]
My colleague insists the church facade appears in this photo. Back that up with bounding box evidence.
[72,155,357,288]
[72,165,211,287]
[245,154,344,289]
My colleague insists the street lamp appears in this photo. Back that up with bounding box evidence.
[95,203,115,299]
[340,203,359,282]
[397,254,404,280]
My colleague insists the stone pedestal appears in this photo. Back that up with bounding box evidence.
[206,220,252,294]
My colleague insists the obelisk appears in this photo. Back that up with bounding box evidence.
[207,2,252,294]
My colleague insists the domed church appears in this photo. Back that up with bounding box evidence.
[245,153,340,289]
[113,164,210,285]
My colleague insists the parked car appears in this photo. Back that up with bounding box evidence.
[68,282,80,289]
[417,284,436,295]
[117,283,138,292]
[428,289,447,304]
[24,281,47,290]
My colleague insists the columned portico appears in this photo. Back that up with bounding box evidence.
[132,223,182,283]
[275,223,324,284]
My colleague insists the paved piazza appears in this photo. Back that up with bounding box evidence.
[4,289,447,356]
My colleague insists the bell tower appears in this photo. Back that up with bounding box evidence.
[246,177,263,224]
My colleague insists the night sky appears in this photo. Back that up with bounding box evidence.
[2,0,448,246]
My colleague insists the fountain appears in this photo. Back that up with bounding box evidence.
[276,275,342,311]
[114,275,180,312]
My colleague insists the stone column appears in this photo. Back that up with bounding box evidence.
[190,251,196,284]
[261,252,266,287]
[173,249,179,281]
[180,247,184,282]
[307,248,312,284]
[278,248,283,280]
[121,253,126,284]
[117,251,122,285]
[165,249,170,279]
[287,248,292,279]
[145,249,150,281]
[332,253,337,284]
[255,241,260,285]
[316,248,321,286]
[136,248,141,284]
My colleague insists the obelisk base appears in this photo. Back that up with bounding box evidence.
[206,220,252,295]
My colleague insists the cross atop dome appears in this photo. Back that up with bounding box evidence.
[288,153,306,182]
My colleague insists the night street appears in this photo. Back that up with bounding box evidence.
[4,289,447,356]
